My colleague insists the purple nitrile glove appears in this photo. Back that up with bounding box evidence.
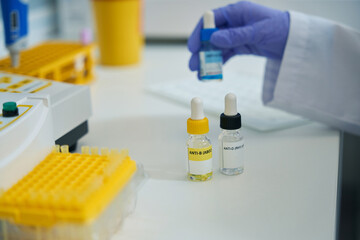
[188,1,290,78]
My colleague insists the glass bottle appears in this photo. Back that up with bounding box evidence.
[219,129,244,175]
[187,97,213,181]
[219,93,244,176]
[187,134,212,181]
[199,10,223,81]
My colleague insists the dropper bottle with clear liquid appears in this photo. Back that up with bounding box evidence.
[199,10,223,81]
[186,97,213,181]
[218,93,245,175]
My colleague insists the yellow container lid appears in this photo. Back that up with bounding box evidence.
[187,117,209,135]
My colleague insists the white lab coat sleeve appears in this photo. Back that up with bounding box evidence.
[262,11,360,135]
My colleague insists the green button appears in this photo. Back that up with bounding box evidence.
[3,102,17,111]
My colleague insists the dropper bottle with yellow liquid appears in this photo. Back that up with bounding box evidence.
[186,97,213,181]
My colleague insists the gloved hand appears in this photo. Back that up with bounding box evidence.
[188,1,290,77]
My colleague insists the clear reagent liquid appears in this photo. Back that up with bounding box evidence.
[218,93,244,175]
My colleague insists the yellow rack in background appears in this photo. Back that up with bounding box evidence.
[0,42,96,84]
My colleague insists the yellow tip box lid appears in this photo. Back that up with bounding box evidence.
[0,145,137,226]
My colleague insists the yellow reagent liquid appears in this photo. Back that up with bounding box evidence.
[187,144,213,181]
[186,97,213,181]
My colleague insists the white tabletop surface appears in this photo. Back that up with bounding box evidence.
[79,45,340,240]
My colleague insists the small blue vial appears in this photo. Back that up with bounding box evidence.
[199,11,223,81]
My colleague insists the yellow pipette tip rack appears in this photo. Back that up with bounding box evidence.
[0,145,143,240]
[0,41,96,84]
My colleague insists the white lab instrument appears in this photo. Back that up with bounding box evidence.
[0,72,92,189]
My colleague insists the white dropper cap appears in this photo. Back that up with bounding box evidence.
[191,97,205,120]
[203,11,215,29]
[224,93,238,116]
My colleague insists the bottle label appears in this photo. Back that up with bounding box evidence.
[199,51,223,79]
[188,146,213,175]
[222,141,244,169]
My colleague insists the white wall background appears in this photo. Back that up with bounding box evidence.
[54,0,360,41]
[144,0,360,38]
[0,0,359,56]
[56,0,93,41]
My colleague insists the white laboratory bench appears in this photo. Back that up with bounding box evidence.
[79,45,339,240]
